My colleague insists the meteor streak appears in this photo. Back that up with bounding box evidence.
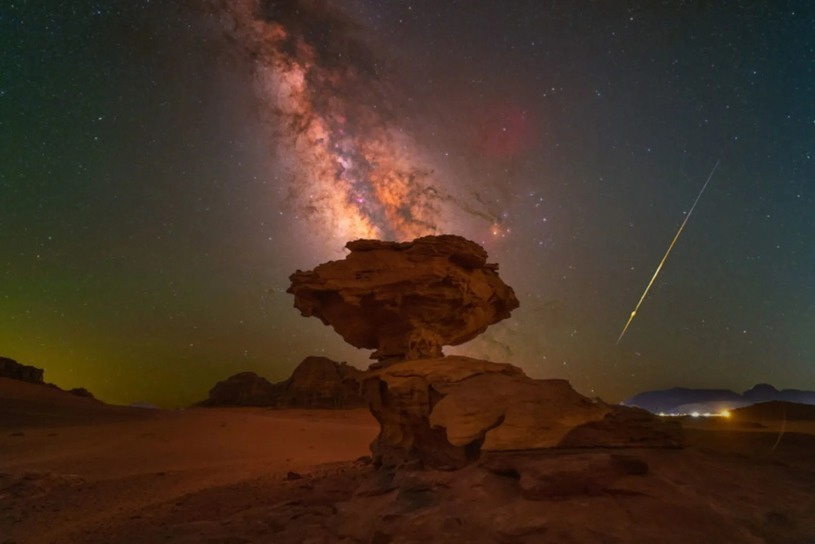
[616,159,721,345]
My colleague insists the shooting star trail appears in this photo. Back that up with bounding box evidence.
[616,159,721,345]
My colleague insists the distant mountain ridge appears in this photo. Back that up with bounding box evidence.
[624,383,815,414]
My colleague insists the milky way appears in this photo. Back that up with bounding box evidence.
[5,0,813,407]
[210,0,503,245]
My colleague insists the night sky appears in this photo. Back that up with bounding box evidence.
[2,0,813,407]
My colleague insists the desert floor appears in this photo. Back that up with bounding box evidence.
[2,377,815,543]
[0,378,378,543]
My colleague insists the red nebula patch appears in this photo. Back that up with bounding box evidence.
[473,103,537,159]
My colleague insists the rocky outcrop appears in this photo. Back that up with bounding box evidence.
[200,372,280,407]
[363,356,682,469]
[0,357,44,384]
[287,235,519,362]
[68,387,95,399]
[199,356,366,409]
[276,356,366,408]
[249,440,801,544]
[285,235,681,469]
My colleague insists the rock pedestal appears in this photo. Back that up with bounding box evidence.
[363,356,682,469]
[287,235,682,471]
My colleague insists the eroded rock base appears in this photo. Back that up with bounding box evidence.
[363,356,682,469]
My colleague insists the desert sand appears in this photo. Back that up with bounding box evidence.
[0,378,378,543]
[3,377,815,543]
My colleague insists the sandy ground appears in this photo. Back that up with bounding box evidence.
[0,378,378,543]
[3,378,815,543]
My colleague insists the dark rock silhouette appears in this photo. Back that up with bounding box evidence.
[741,383,815,405]
[279,355,366,408]
[200,356,366,408]
[201,371,280,407]
[0,357,44,384]
[732,400,815,422]
[626,384,815,414]
[288,235,519,362]
[68,387,95,399]
[0,356,100,402]
[742,383,779,402]
[624,387,745,413]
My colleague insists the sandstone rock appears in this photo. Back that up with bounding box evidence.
[199,356,366,409]
[285,235,680,470]
[480,451,650,499]
[253,443,810,544]
[277,356,366,409]
[0,357,44,384]
[201,371,280,407]
[287,235,519,362]
[363,356,681,469]
[559,404,683,448]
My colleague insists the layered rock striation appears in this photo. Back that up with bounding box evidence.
[363,356,682,469]
[287,235,519,362]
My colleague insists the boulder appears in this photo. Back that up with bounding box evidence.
[0,357,44,384]
[363,356,682,469]
[287,235,519,362]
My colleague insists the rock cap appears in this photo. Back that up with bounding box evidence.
[287,235,519,362]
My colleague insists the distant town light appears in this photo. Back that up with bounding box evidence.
[646,409,735,418]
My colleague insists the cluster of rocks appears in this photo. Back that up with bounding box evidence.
[199,356,366,409]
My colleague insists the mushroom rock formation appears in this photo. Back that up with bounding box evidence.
[363,356,682,469]
[287,234,681,470]
[287,235,519,362]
